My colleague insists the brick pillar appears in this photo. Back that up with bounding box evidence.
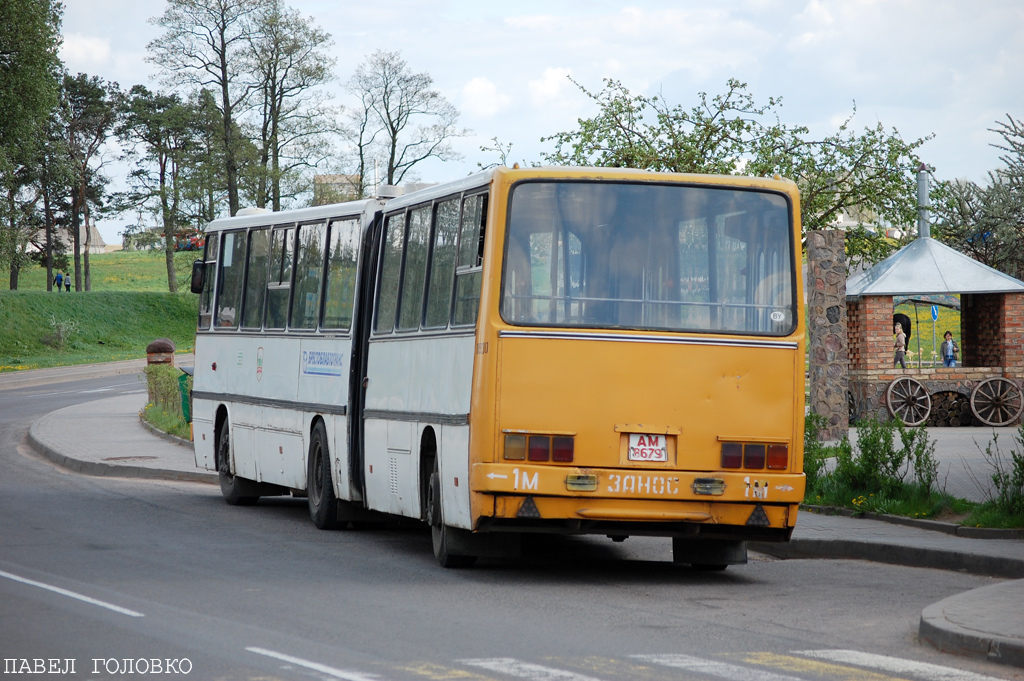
[806,230,848,440]
[1001,293,1024,378]
[860,295,897,369]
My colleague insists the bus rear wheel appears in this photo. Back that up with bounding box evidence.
[307,420,341,529]
[427,460,476,568]
[217,422,258,506]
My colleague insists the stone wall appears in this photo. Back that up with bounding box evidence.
[806,230,848,440]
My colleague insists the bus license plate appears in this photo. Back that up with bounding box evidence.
[628,433,668,462]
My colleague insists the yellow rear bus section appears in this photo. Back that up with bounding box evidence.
[466,167,805,540]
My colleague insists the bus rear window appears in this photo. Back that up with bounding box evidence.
[501,182,795,335]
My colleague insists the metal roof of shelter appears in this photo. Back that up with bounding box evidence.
[846,236,1024,298]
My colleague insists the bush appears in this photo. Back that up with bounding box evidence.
[144,363,188,419]
[41,313,78,351]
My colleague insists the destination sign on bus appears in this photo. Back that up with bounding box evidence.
[627,433,668,462]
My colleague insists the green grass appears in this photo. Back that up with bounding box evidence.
[0,291,198,371]
[6,250,198,293]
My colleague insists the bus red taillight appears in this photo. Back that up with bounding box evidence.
[528,436,550,461]
[721,442,742,468]
[767,444,789,469]
[552,436,574,462]
[744,444,766,469]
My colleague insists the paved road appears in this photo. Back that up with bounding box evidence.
[2,373,1021,680]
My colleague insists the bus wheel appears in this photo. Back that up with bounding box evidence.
[217,422,258,506]
[307,421,340,529]
[427,460,476,568]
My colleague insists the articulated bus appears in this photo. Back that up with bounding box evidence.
[189,166,806,568]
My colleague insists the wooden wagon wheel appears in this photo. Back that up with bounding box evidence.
[970,377,1024,427]
[885,377,931,426]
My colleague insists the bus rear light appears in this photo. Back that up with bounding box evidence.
[692,477,726,496]
[552,436,574,462]
[565,474,597,491]
[744,444,766,469]
[503,434,526,460]
[528,436,550,461]
[721,442,742,468]
[767,444,789,469]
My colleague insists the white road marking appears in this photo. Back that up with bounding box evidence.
[461,658,604,681]
[0,568,144,618]
[633,654,805,681]
[796,650,1005,681]
[246,647,382,681]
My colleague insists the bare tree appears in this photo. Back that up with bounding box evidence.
[147,0,268,217]
[347,50,468,194]
[246,0,336,211]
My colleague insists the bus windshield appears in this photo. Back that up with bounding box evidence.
[501,181,796,335]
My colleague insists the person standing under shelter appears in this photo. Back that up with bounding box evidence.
[940,330,959,368]
[894,322,907,369]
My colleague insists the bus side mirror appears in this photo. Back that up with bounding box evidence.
[190,260,206,294]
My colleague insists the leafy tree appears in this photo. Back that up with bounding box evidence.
[933,115,1024,278]
[61,72,120,291]
[347,50,468,195]
[0,0,63,288]
[117,85,203,292]
[541,78,930,237]
[148,0,269,216]
[246,0,336,210]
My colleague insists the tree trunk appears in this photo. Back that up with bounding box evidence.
[71,195,81,292]
[83,187,92,291]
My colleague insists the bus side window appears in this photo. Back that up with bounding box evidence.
[453,193,487,326]
[424,198,459,328]
[375,212,405,333]
[215,230,246,329]
[198,233,219,330]
[241,228,271,329]
[290,222,327,330]
[266,226,295,330]
[322,217,360,330]
[397,206,431,331]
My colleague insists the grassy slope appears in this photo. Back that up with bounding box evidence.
[7,250,198,292]
[0,250,199,370]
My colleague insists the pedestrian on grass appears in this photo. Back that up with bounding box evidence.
[64,276,70,292]
[940,331,960,368]
[53,271,63,291]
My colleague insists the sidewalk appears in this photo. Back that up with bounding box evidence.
[16,376,1024,669]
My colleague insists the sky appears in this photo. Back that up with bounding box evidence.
[59,0,1024,246]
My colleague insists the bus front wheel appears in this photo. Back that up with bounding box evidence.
[307,420,341,529]
[217,422,258,506]
[427,460,476,568]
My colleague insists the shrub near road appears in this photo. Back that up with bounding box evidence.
[0,291,197,371]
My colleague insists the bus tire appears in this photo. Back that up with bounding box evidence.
[307,420,340,529]
[217,421,258,506]
[427,459,476,568]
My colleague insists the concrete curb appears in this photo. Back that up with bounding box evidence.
[919,583,1024,669]
[138,417,193,449]
[28,417,216,484]
[749,538,1024,579]
[802,505,1024,540]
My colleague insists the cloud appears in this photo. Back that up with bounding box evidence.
[461,77,511,118]
[528,67,574,107]
[60,33,112,69]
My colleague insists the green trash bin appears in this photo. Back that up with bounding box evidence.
[178,367,193,424]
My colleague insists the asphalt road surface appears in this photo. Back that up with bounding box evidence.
[1,374,1020,681]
